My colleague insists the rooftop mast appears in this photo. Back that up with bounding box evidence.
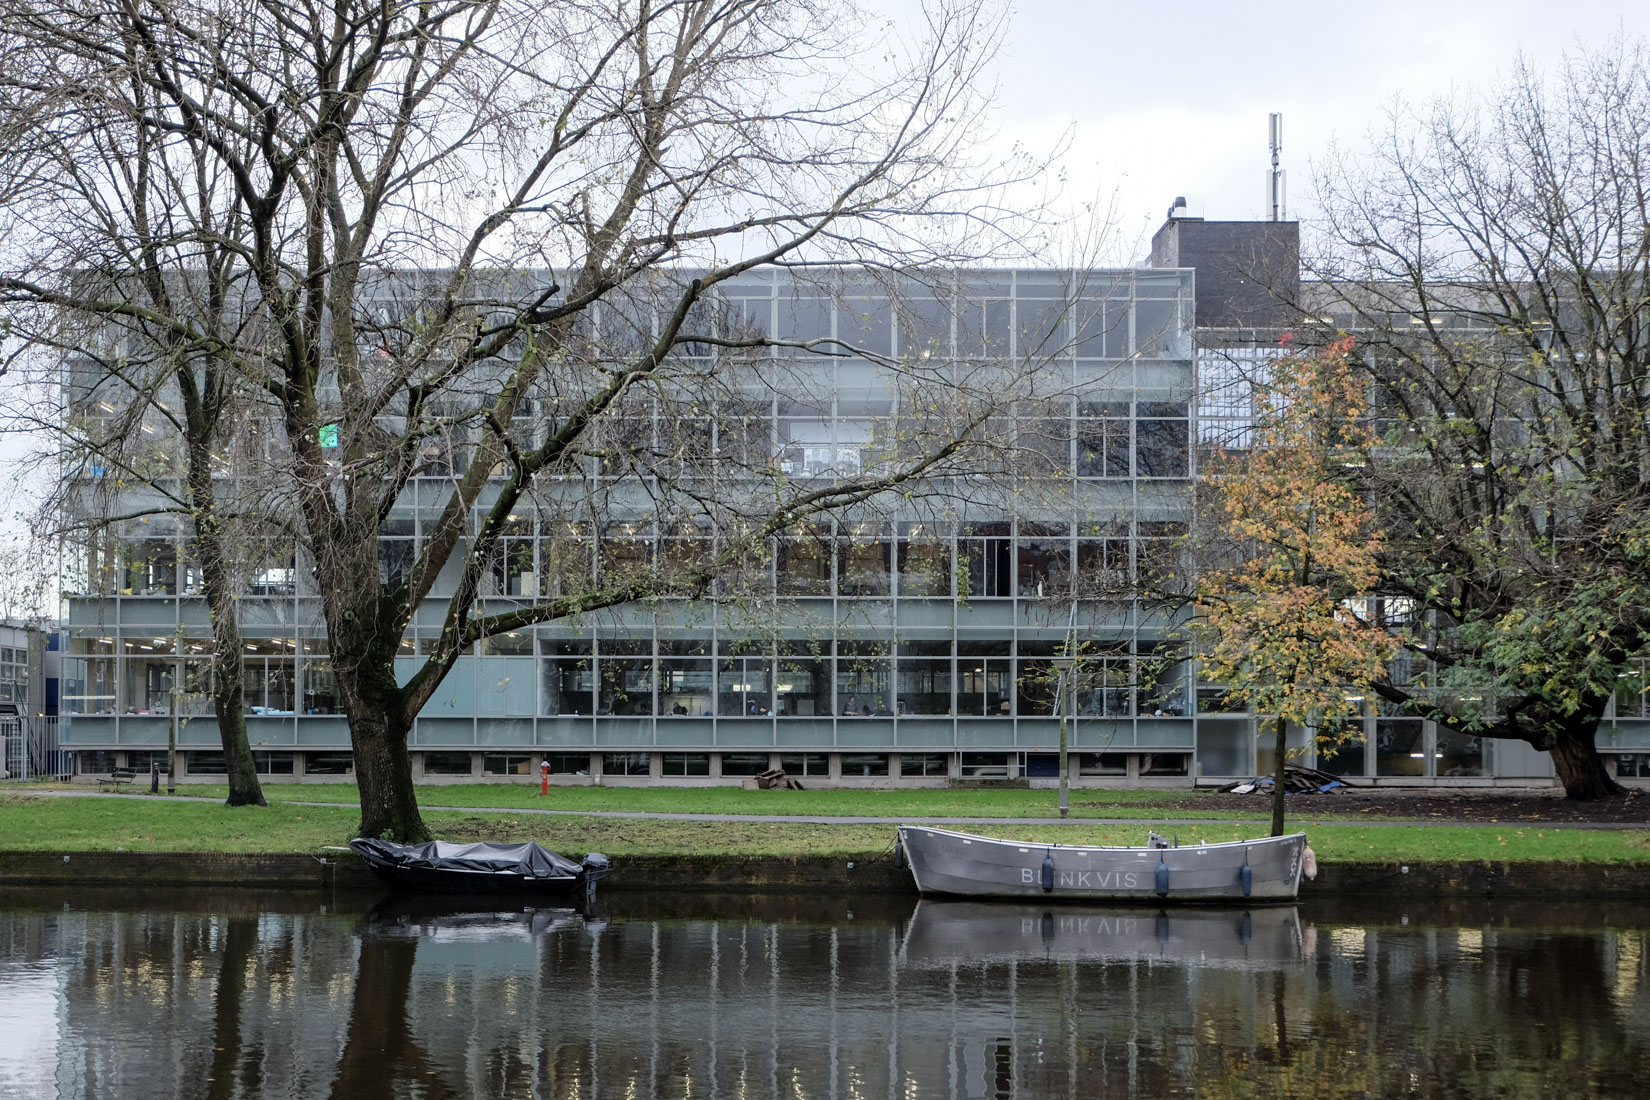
[1268,112,1286,221]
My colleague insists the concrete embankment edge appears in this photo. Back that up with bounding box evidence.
[4,851,1650,898]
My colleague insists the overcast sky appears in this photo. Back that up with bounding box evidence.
[984,0,1639,259]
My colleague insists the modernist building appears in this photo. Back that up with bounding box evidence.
[55,216,1644,786]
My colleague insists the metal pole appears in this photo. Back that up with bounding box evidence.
[1053,658,1073,819]
[168,634,180,795]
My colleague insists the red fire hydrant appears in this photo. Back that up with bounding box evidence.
[540,758,550,797]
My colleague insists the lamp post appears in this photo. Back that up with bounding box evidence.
[1051,656,1074,818]
[167,627,182,796]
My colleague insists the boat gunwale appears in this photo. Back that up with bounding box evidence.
[897,824,1307,857]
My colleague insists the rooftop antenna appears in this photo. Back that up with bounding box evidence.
[1268,113,1286,221]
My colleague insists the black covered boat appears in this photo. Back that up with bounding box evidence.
[350,838,610,896]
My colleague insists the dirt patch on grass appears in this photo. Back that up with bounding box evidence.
[1159,787,1650,824]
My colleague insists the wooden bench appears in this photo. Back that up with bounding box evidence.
[96,768,139,792]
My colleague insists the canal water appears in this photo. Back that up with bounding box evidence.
[0,887,1646,1099]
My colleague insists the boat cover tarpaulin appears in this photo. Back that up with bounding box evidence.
[351,838,584,879]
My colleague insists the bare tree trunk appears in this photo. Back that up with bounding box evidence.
[1271,716,1288,837]
[350,708,427,842]
[331,643,429,840]
[186,442,265,808]
[1548,726,1627,801]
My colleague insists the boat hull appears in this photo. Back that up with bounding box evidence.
[350,838,608,896]
[896,826,1307,902]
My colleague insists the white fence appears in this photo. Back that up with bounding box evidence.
[0,716,67,780]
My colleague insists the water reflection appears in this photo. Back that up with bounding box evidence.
[1,889,1647,1098]
[899,900,1305,968]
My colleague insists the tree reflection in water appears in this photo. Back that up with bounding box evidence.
[2,890,1648,1099]
[330,933,451,1100]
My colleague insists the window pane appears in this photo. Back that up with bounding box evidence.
[897,642,952,716]
[776,646,829,717]
[483,753,533,775]
[900,752,949,777]
[840,753,888,777]
[836,526,890,596]
[1375,719,1426,776]
[1135,418,1188,477]
[779,753,829,776]
[662,752,710,777]
[602,752,651,777]
[720,752,769,777]
[544,753,590,775]
[836,647,890,715]
[897,528,952,597]
[424,752,472,776]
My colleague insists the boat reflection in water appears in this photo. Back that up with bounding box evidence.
[899,900,1308,970]
[360,893,599,941]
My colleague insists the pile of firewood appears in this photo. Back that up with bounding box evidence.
[741,768,805,790]
[1215,763,1350,794]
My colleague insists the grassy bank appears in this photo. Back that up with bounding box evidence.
[2,792,1647,863]
[157,782,1234,820]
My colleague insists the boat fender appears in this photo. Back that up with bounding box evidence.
[1041,851,1055,893]
[1302,845,1318,881]
[1155,857,1169,897]
[894,840,907,870]
[1239,849,1252,898]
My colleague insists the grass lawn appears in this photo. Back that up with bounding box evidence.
[154,782,1251,820]
[2,792,1647,863]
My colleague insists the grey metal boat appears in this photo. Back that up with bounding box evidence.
[898,900,1307,969]
[895,825,1310,901]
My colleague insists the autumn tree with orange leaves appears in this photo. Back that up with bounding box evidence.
[1193,338,1398,836]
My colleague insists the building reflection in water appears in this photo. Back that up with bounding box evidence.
[1,890,1648,1098]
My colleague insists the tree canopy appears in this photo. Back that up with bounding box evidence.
[1306,38,1650,798]
[0,0,1079,837]
[1193,338,1397,832]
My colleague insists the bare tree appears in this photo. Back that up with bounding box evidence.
[5,309,275,806]
[0,0,1081,837]
[1306,38,1650,798]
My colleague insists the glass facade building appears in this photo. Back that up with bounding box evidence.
[57,252,1647,785]
[59,266,1216,783]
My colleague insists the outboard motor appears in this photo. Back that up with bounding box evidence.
[581,853,611,907]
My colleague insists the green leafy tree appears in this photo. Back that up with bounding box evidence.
[1309,38,1650,798]
[1193,338,1397,835]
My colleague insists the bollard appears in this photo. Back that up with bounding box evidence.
[150,761,159,795]
[540,758,549,797]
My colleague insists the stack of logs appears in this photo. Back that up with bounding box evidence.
[1215,763,1349,794]
[741,768,805,790]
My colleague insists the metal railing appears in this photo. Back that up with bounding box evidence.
[0,716,69,780]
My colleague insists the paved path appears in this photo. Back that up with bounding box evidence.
[10,788,1649,829]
